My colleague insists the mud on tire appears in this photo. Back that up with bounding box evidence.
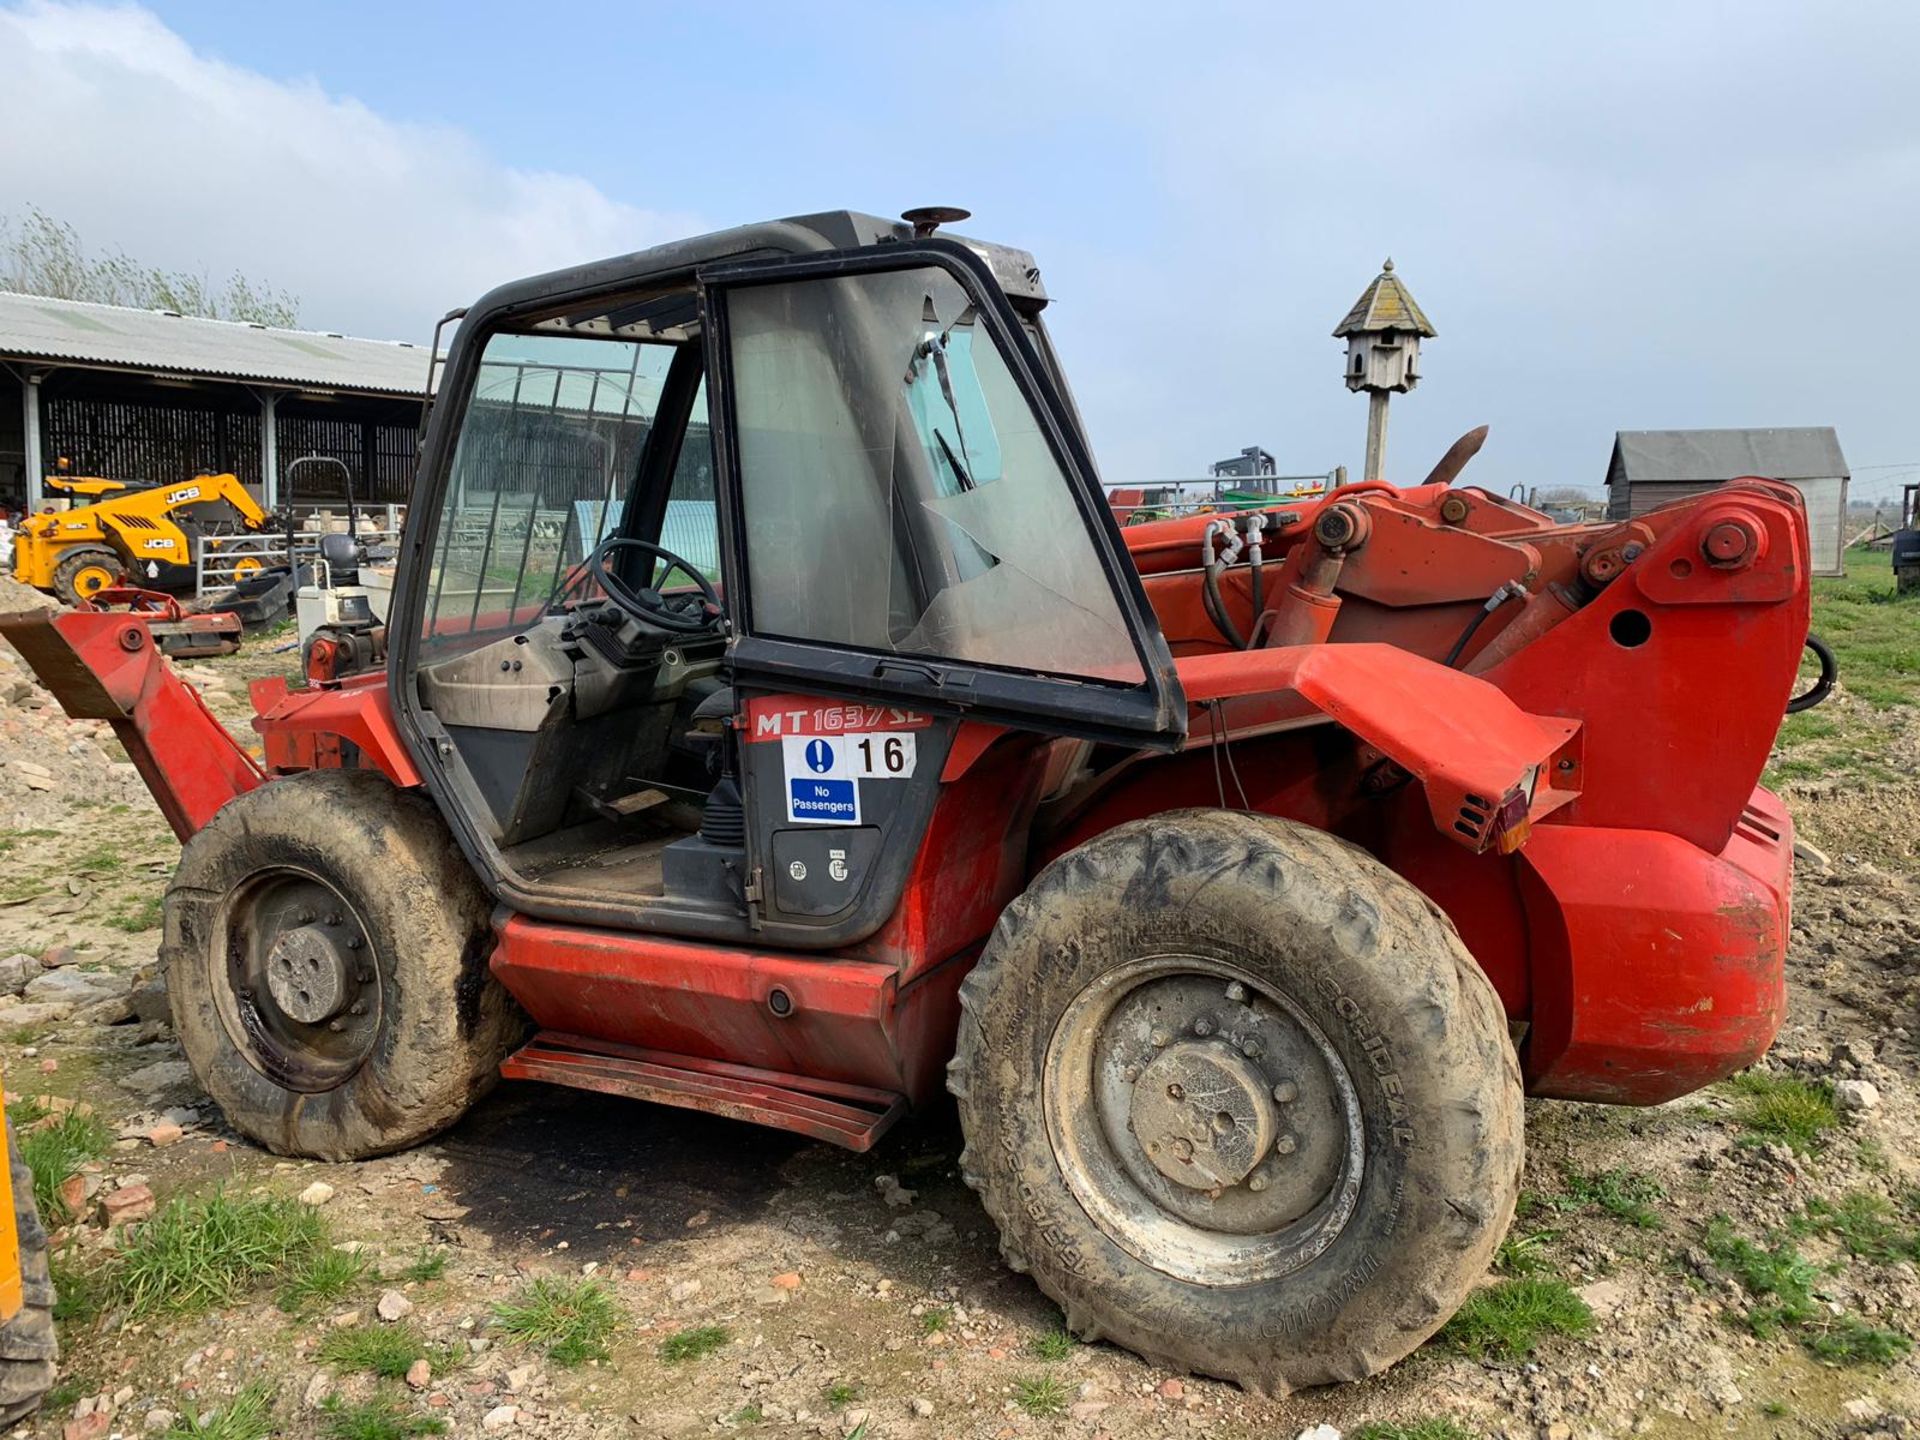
[163,768,524,1161]
[949,809,1523,1393]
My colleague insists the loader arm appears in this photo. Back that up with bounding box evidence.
[0,606,262,839]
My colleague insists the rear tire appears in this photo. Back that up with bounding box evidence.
[163,768,524,1160]
[50,547,124,606]
[950,809,1522,1394]
[0,1121,57,1426]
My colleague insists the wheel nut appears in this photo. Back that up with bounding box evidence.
[1276,1134,1297,1155]
[1122,1065,1140,1083]
[1248,1173,1270,1192]
[1272,1081,1299,1103]
[327,1020,344,1033]
[1150,1027,1172,1048]
[1193,1017,1215,1037]
[1224,982,1247,1003]
[346,937,363,951]
[1167,1083,1185,1100]
[1171,1138,1193,1161]
[1240,1039,1262,1059]
[327,913,343,926]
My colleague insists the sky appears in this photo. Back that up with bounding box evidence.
[2,0,1917,500]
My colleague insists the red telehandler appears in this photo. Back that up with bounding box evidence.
[0,210,1814,1393]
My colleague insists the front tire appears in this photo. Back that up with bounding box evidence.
[50,547,125,606]
[163,769,523,1160]
[950,810,1522,1394]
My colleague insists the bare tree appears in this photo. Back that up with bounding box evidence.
[0,206,300,327]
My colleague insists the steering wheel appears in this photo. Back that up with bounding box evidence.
[585,537,724,635]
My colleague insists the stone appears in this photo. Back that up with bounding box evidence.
[504,1364,536,1393]
[405,1358,432,1391]
[0,954,36,995]
[24,970,114,1002]
[143,1410,175,1432]
[669,1278,701,1302]
[119,1059,192,1097]
[377,1289,415,1322]
[55,1173,85,1215]
[99,1184,155,1226]
[841,1410,870,1436]
[770,1271,803,1291]
[303,1371,335,1410]
[1577,1278,1629,1318]
[908,1397,934,1418]
[3,1001,75,1029]
[62,1416,111,1440]
[1834,1079,1880,1113]
[1792,838,1831,872]
[37,943,76,969]
[128,975,170,1025]
[299,1182,336,1207]
[1158,1379,1185,1401]
[146,1123,184,1148]
[481,1404,518,1431]
[1546,1425,1572,1440]
[1069,1402,1110,1422]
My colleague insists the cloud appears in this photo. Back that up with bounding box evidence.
[0,1,700,342]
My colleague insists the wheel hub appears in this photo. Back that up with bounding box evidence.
[1130,1041,1276,1189]
[264,924,356,1024]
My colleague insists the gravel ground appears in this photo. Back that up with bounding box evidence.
[0,572,1915,1440]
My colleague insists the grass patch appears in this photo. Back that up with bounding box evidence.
[106,895,165,932]
[50,1247,109,1326]
[1798,1192,1920,1262]
[396,1248,448,1283]
[318,1394,447,1440]
[918,1305,951,1334]
[1440,1278,1593,1360]
[118,1191,328,1318]
[1353,1422,1479,1440]
[70,844,125,875]
[278,1246,369,1313]
[495,1275,621,1366]
[1027,1326,1074,1361]
[822,1380,861,1408]
[1012,1372,1071,1417]
[1704,1216,1912,1365]
[1724,1072,1838,1150]
[1554,1167,1666,1229]
[1494,1231,1557,1277]
[315,1323,446,1380]
[658,1324,729,1365]
[17,1106,112,1223]
[164,1379,278,1440]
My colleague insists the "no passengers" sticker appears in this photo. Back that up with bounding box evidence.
[781,732,919,824]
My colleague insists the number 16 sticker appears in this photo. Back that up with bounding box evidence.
[851,732,916,777]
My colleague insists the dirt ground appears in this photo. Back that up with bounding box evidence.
[0,570,1916,1440]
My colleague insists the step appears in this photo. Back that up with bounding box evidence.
[499,1031,907,1152]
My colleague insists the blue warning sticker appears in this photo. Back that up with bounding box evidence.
[788,776,860,824]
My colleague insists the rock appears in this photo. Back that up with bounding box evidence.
[1069,1401,1110,1422]
[54,1172,85,1214]
[1157,1379,1185,1401]
[2,1001,74,1029]
[299,1182,336,1207]
[303,1371,335,1410]
[1792,838,1832,873]
[143,1409,174,1432]
[62,1416,110,1440]
[770,1271,803,1291]
[146,1123,184,1148]
[669,1279,701,1302]
[38,943,76,968]
[24,969,113,1002]
[504,1364,536,1393]
[908,1398,934,1418]
[1843,1398,1884,1421]
[119,1059,193,1097]
[874,1175,917,1208]
[405,1358,432,1390]
[0,954,36,995]
[99,1184,155,1226]
[1546,1425,1572,1440]
[377,1289,414,1322]
[1577,1278,1628,1318]
[841,1410,870,1435]
[128,974,170,1025]
[481,1404,518,1431]
[1834,1079,1880,1113]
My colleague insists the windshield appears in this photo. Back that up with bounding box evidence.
[727,264,1144,683]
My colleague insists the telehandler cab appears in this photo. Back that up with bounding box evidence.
[0,210,1812,1392]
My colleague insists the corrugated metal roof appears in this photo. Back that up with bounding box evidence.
[1333,259,1436,338]
[0,291,434,397]
[1611,427,1849,484]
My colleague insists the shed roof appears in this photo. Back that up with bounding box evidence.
[1610,427,1849,484]
[1333,259,1435,338]
[0,291,433,397]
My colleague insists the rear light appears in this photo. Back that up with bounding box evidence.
[1492,769,1538,854]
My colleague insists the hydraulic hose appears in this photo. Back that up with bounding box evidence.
[1444,581,1528,668]
[1786,633,1837,714]
[1203,560,1249,650]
